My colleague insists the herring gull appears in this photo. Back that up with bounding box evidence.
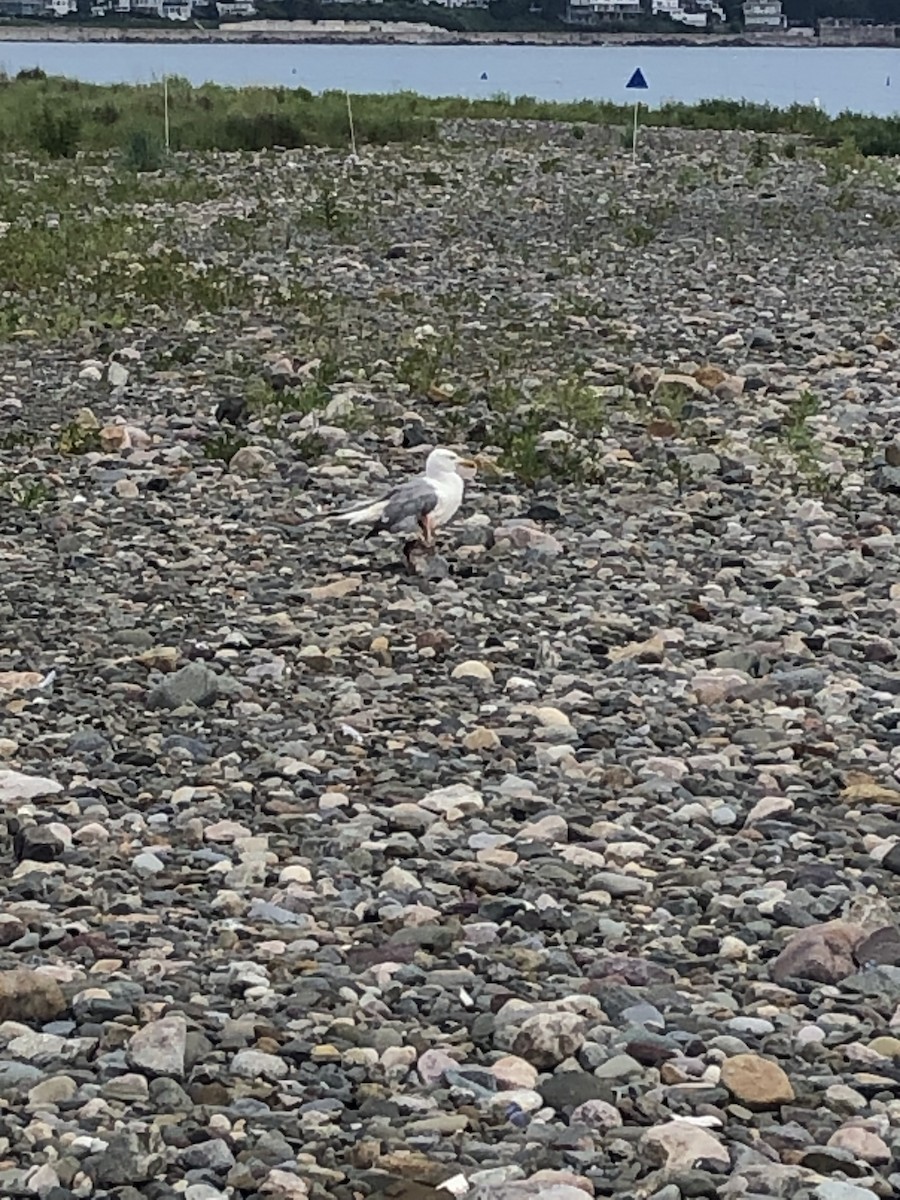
[320,446,477,568]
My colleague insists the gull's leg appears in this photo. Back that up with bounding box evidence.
[418,513,436,554]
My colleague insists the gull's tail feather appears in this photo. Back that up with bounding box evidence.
[294,496,388,529]
[332,498,389,526]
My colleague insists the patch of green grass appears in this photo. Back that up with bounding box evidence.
[0,428,35,451]
[203,431,249,463]
[482,374,605,485]
[0,207,260,342]
[4,79,900,159]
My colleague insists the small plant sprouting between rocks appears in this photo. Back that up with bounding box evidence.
[750,136,769,170]
[820,137,866,187]
[396,338,451,395]
[773,390,840,498]
[620,200,675,250]
[56,422,101,456]
[293,432,328,463]
[247,357,340,420]
[780,390,821,457]
[623,221,656,249]
[203,432,249,463]
[652,381,692,427]
[0,474,51,509]
[301,184,356,235]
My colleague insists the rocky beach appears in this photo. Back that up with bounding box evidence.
[2,118,900,1200]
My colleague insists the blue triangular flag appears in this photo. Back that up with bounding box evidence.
[626,68,649,90]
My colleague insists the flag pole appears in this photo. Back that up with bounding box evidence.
[625,67,647,166]
[632,99,639,164]
[346,90,357,159]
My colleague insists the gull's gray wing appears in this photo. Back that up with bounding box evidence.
[373,475,438,533]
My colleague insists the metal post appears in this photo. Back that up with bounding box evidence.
[164,74,170,154]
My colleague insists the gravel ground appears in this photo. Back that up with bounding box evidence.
[2,122,900,1200]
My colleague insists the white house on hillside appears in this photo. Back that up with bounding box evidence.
[652,0,724,26]
[743,0,785,27]
[566,0,642,21]
[216,0,256,15]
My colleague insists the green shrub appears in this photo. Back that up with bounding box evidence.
[220,109,307,151]
[33,102,81,158]
[122,128,164,171]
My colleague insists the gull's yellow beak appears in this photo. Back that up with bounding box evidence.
[473,454,501,476]
[459,458,477,471]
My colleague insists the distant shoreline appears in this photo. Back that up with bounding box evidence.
[0,21,887,48]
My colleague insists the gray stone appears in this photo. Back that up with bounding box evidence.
[129,1014,187,1078]
[147,662,223,710]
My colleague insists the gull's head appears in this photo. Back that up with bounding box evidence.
[425,447,476,479]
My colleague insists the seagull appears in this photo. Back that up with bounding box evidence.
[324,446,477,569]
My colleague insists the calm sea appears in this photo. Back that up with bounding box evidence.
[0,40,898,116]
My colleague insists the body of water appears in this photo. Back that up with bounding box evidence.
[1,41,899,116]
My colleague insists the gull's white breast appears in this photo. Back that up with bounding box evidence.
[432,473,464,527]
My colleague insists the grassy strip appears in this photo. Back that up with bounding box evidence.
[1,71,899,157]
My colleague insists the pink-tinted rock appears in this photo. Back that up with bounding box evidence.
[827,1123,891,1164]
[642,1120,730,1171]
[490,1054,538,1090]
[770,920,867,985]
[746,795,795,824]
[417,1048,457,1086]
[690,667,752,704]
